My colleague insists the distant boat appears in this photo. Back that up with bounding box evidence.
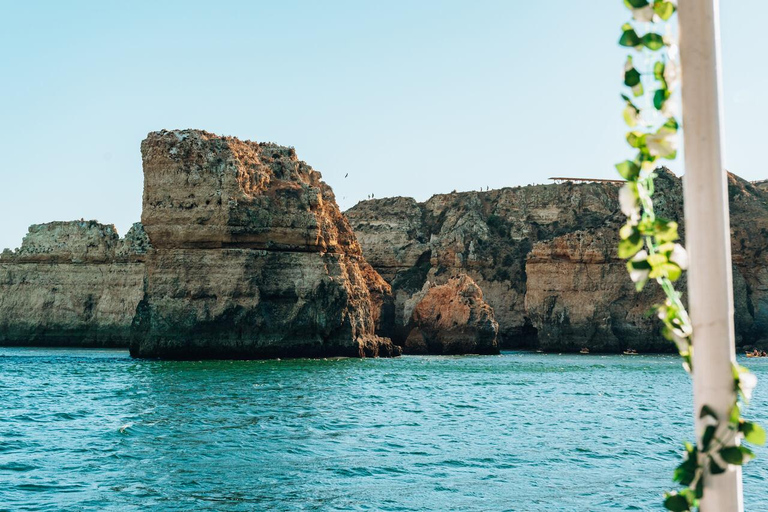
[579,348,590,354]
[746,350,767,358]
[623,349,638,355]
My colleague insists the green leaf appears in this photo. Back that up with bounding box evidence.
[625,0,650,8]
[673,462,696,486]
[642,32,665,51]
[654,89,669,110]
[657,241,676,254]
[720,446,745,465]
[626,132,644,148]
[672,442,698,486]
[628,259,651,270]
[623,107,637,127]
[647,253,667,267]
[664,493,691,511]
[619,234,644,259]
[654,0,676,20]
[710,458,727,475]
[654,61,665,80]
[625,68,642,87]
[654,220,679,243]
[701,425,716,451]
[729,404,741,426]
[741,421,767,446]
[740,445,756,463]
[637,146,654,162]
[652,262,682,281]
[616,160,641,180]
[664,117,679,131]
[619,28,642,48]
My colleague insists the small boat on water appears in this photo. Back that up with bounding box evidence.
[746,350,768,358]
[623,349,638,355]
[579,348,590,354]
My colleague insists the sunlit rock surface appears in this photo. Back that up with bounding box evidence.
[346,179,620,349]
[130,130,399,359]
[347,169,768,352]
[403,274,499,355]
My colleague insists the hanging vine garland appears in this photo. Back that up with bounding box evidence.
[616,1,764,510]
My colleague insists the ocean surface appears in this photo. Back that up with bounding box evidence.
[1,349,766,512]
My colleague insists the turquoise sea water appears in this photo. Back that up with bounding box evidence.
[1,349,766,511]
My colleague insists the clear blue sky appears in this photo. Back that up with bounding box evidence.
[0,1,764,250]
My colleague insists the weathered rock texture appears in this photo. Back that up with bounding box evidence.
[0,221,148,346]
[403,275,499,355]
[347,170,768,352]
[131,129,399,359]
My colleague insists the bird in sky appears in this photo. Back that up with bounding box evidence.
[345,173,348,178]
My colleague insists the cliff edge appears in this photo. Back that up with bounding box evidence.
[347,170,768,352]
[130,130,398,359]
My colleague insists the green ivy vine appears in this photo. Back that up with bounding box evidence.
[616,1,764,510]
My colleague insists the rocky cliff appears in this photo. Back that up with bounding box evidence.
[403,275,499,355]
[130,130,398,359]
[0,221,148,346]
[347,170,768,352]
[5,139,766,355]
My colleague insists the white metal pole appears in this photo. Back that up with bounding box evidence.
[678,1,743,511]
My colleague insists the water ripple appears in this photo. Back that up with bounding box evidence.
[0,348,766,511]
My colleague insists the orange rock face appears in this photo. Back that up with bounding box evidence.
[404,275,499,355]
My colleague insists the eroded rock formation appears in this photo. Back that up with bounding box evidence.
[346,178,621,349]
[0,221,148,346]
[403,274,499,355]
[5,134,767,356]
[130,130,399,359]
[347,170,768,352]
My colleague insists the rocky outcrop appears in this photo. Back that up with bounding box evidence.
[130,129,399,359]
[0,221,148,346]
[726,174,768,347]
[346,178,621,349]
[347,170,768,352]
[6,136,766,356]
[403,275,499,355]
[524,229,668,352]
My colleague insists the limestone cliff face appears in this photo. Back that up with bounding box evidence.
[346,180,620,348]
[347,170,768,352]
[727,174,768,346]
[526,172,768,351]
[524,229,668,351]
[403,275,499,355]
[0,221,148,346]
[131,130,398,359]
